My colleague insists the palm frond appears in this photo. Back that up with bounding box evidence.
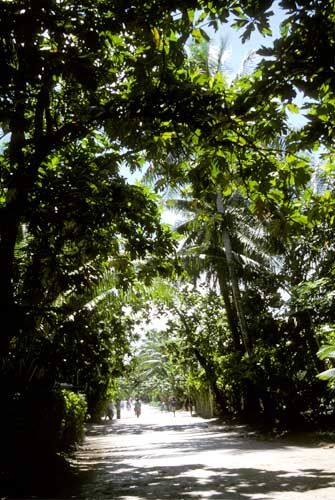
[238,49,261,77]
[166,198,196,214]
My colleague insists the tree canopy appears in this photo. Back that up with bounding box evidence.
[1,0,335,472]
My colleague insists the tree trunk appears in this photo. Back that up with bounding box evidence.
[217,267,242,352]
[0,69,27,357]
[0,210,21,357]
[216,193,252,356]
[192,346,227,414]
[0,59,54,358]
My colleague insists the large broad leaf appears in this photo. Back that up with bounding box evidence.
[317,368,335,381]
[317,345,335,360]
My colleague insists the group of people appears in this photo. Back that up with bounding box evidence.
[120,398,133,411]
[106,395,178,421]
[105,397,142,420]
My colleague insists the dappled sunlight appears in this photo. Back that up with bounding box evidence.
[74,462,335,499]
[71,405,335,499]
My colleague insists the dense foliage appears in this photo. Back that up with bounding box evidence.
[1,1,335,484]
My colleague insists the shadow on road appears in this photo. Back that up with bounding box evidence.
[73,461,335,499]
[86,420,212,436]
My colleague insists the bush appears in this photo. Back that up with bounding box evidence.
[58,389,88,451]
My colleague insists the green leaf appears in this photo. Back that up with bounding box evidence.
[317,368,335,380]
[151,27,161,48]
[317,345,335,360]
[231,18,249,30]
[161,131,175,141]
[290,213,309,225]
[191,28,209,43]
[187,10,195,23]
[287,103,299,114]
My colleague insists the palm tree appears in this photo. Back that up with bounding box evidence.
[169,189,274,356]
[143,36,276,356]
[132,328,185,401]
[216,192,251,355]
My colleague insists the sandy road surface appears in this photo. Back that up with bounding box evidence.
[72,404,335,500]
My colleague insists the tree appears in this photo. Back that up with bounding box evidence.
[130,328,185,402]
[0,0,183,357]
[170,190,275,354]
[2,0,335,469]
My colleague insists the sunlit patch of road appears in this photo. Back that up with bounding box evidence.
[72,404,335,499]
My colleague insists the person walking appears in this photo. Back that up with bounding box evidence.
[134,398,141,418]
[106,402,114,421]
[170,396,177,417]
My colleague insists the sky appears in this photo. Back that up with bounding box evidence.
[213,3,286,79]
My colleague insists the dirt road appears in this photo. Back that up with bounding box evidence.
[72,404,335,499]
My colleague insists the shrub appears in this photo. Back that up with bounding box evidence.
[58,389,88,451]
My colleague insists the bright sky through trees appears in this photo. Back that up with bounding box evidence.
[124,2,305,230]
[215,2,285,77]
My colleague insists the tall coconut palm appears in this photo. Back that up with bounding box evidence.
[169,189,275,356]
[216,192,251,355]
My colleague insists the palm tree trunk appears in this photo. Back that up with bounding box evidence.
[216,194,252,356]
[217,268,241,352]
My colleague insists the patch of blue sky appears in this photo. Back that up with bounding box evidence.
[212,2,285,78]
